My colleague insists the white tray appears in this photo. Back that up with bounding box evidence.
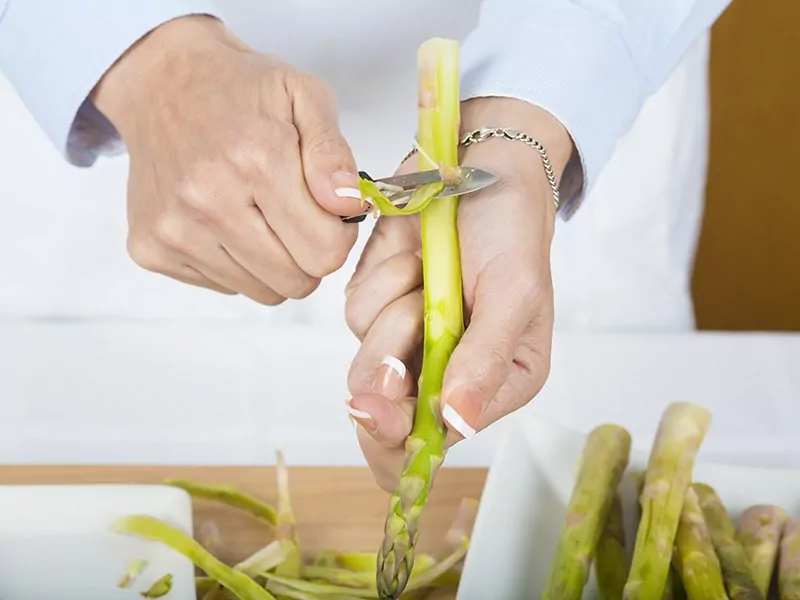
[0,485,195,600]
[458,416,800,600]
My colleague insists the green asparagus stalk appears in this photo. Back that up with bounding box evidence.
[737,504,787,597]
[623,402,712,599]
[541,424,632,600]
[376,37,464,600]
[693,483,763,600]
[672,487,729,600]
[634,470,686,600]
[779,518,800,600]
[595,493,628,600]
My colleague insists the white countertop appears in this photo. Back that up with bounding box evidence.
[1,320,799,469]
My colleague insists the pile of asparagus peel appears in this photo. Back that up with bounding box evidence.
[543,401,800,600]
[111,450,477,600]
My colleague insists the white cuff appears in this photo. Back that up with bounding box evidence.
[0,0,225,166]
[459,4,641,219]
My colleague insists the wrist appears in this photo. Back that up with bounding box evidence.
[459,97,573,224]
[460,97,574,177]
[90,15,249,139]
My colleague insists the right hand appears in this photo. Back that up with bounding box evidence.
[91,16,363,304]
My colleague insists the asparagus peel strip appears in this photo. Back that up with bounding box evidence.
[141,573,173,598]
[111,515,275,600]
[779,518,800,600]
[541,424,632,600]
[672,487,729,600]
[693,483,763,600]
[624,402,712,600]
[118,558,147,589]
[376,37,464,600]
[595,493,628,600]
[274,450,302,579]
[737,504,787,596]
[358,179,445,217]
[164,479,278,527]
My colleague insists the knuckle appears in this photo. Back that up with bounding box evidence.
[175,174,225,223]
[228,128,297,174]
[303,237,353,278]
[154,214,190,252]
[347,358,372,396]
[345,297,369,340]
[283,273,320,300]
[126,236,161,272]
[391,294,423,338]
[485,346,513,379]
[251,289,286,307]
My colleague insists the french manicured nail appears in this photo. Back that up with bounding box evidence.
[442,386,482,439]
[372,356,407,399]
[332,171,361,201]
[345,399,376,432]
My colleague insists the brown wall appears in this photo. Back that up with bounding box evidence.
[692,0,800,331]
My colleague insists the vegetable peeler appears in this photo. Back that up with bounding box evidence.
[341,166,500,223]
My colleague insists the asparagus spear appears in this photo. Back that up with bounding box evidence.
[693,483,762,600]
[541,424,632,600]
[633,470,687,600]
[596,492,628,600]
[779,518,800,600]
[738,505,787,596]
[375,37,465,600]
[672,487,729,600]
[624,402,712,600]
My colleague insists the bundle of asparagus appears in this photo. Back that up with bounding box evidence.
[112,451,477,600]
[542,399,800,600]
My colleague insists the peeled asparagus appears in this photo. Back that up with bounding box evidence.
[624,402,712,600]
[673,487,729,600]
[779,518,800,600]
[541,424,632,600]
[693,483,762,600]
[738,504,787,596]
[596,494,628,600]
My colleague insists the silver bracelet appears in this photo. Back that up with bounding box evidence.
[401,127,560,210]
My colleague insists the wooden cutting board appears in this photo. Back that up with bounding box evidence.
[0,466,487,567]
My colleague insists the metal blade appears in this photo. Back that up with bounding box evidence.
[341,166,499,223]
[375,167,499,198]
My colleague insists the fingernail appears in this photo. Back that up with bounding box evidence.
[442,387,482,440]
[345,399,376,432]
[372,356,407,399]
[332,171,362,201]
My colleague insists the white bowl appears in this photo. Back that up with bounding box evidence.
[0,484,195,600]
[458,416,800,600]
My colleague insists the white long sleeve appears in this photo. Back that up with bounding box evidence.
[0,1,224,166]
[459,0,732,218]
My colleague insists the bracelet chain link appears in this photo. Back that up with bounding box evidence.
[401,127,560,210]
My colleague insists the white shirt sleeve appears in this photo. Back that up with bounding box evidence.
[0,1,225,167]
[459,0,733,218]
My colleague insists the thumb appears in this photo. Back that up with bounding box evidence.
[440,267,536,439]
[292,77,364,217]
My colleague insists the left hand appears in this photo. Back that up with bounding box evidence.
[344,98,575,491]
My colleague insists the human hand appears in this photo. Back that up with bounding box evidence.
[344,98,575,491]
[91,16,363,304]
